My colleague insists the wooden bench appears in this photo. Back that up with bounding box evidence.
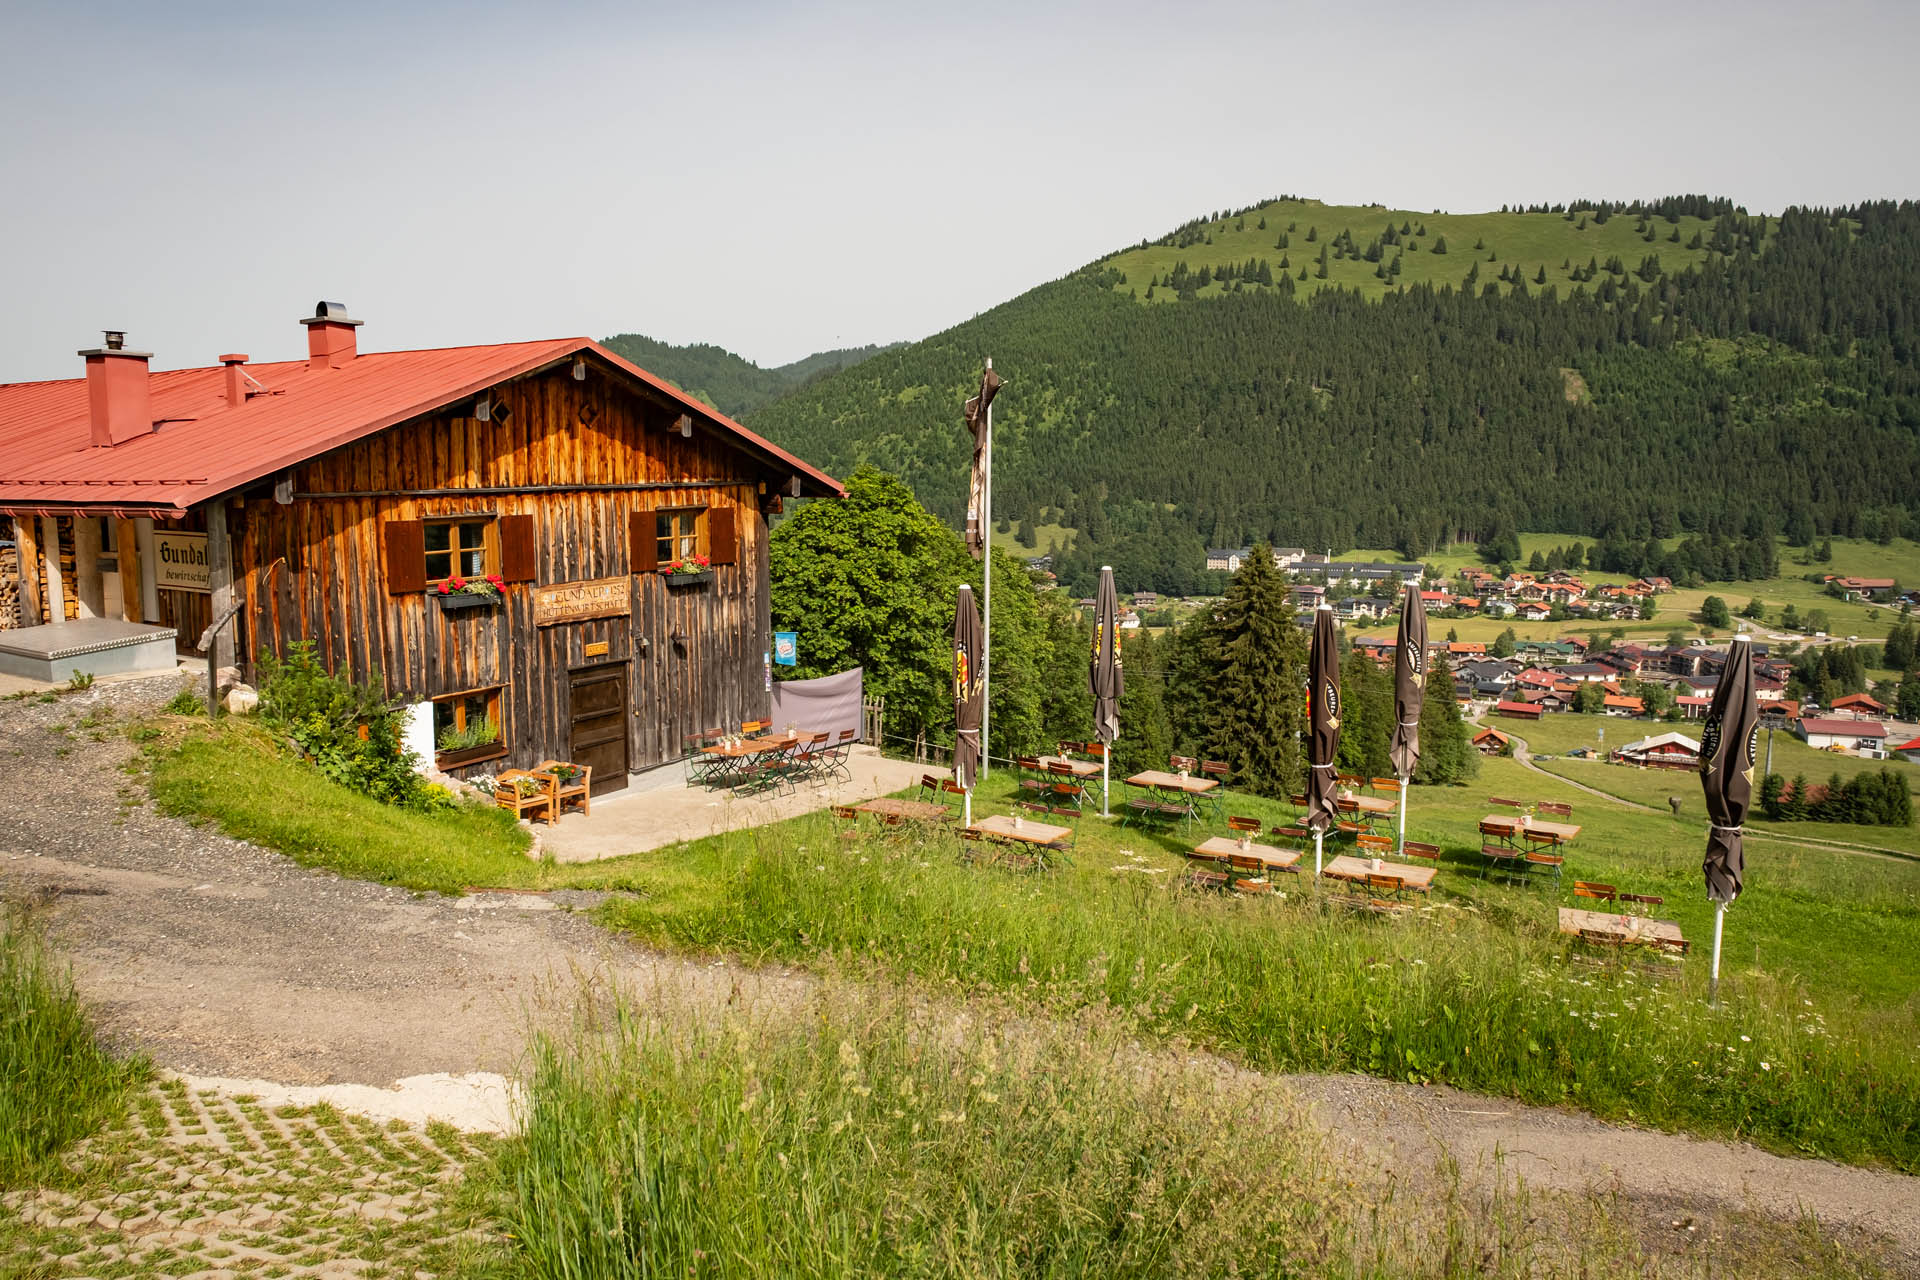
[1573,880,1618,904]
[1402,841,1442,865]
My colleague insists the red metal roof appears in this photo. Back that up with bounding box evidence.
[0,338,841,515]
[1800,718,1887,737]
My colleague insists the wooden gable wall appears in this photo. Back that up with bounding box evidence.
[230,357,776,773]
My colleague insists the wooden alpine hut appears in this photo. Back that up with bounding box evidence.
[0,303,842,793]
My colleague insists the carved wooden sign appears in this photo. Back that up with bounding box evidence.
[534,576,630,627]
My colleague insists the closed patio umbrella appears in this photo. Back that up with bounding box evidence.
[953,584,985,827]
[1389,583,1428,856]
[1090,565,1123,817]
[962,367,1001,561]
[1306,601,1341,877]
[1700,631,1760,1002]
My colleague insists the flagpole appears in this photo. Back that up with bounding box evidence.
[980,357,992,781]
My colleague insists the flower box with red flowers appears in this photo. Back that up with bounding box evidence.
[662,556,713,588]
[435,574,506,611]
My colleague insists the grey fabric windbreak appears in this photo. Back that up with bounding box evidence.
[1389,584,1428,779]
[1700,634,1760,903]
[953,585,984,790]
[1090,566,1123,744]
[769,666,864,742]
[1305,604,1341,833]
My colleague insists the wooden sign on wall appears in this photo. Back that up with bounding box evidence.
[534,576,630,627]
[154,532,210,593]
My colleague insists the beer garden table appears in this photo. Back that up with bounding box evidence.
[1127,770,1219,828]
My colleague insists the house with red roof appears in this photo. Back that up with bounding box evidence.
[0,303,841,791]
[1895,734,1920,763]
[1601,694,1646,717]
[1495,699,1543,720]
[1473,726,1512,754]
[1829,692,1888,718]
[1797,718,1890,753]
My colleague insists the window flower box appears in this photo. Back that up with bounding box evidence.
[435,574,506,611]
[436,741,508,769]
[663,556,713,588]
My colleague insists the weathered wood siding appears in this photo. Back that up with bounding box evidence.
[231,359,776,776]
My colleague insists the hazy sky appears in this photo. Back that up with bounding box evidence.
[3,0,1916,383]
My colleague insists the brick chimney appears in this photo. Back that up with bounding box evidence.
[78,330,154,447]
[300,300,362,370]
[220,353,250,408]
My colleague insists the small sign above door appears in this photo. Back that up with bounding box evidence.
[534,576,630,627]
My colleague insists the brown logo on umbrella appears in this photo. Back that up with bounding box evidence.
[1322,679,1341,730]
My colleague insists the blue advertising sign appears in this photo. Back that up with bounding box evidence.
[773,631,798,666]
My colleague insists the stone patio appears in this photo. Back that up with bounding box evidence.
[537,745,932,862]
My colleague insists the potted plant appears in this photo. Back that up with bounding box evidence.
[547,762,583,785]
[662,555,713,588]
[436,718,504,768]
[436,574,507,611]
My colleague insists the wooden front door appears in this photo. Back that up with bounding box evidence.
[569,663,630,795]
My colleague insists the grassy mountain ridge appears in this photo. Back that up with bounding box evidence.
[1101,196,1725,304]
[600,332,901,419]
[745,196,1920,596]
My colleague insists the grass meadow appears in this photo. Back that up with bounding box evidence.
[500,980,1891,1279]
[1103,198,1722,307]
[0,902,148,1189]
[139,716,1920,1177]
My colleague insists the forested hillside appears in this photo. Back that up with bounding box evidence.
[745,197,1920,596]
[600,332,898,419]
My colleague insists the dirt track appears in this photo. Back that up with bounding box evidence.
[4,677,1917,1273]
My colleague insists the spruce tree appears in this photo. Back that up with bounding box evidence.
[1199,541,1307,797]
[1431,235,1447,254]
[1412,653,1477,784]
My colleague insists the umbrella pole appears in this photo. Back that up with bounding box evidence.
[1397,777,1408,858]
[1314,828,1323,879]
[1101,751,1110,818]
[963,789,972,830]
[1710,902,1725,1004]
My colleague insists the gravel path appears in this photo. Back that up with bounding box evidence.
[4,677,1917,1273]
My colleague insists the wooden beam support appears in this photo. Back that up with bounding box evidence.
[115,517,143,621]
[38,516,66,624]
[206,500,235,674]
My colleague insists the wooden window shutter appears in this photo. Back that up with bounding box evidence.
[708,506,738,566]
[383,520,427,594]
[499,514,537,582]
[629,510,657,574]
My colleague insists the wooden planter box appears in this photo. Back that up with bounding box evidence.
[437,591,501,612]
[436,741,506,770]
[663,570,713,589]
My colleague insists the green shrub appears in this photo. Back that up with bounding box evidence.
[0,903,146,1187]
[162,690,204,716]
[256,642,440,810]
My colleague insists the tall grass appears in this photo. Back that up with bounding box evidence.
[603,820,1920,1172]
[503,983,1700,1279]
[0,902,146,1187]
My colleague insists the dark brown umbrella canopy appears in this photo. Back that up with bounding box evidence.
[1389,584,1428,779]
[1306,604,1342,833]
[962,367,1001,559]
[1700,633,1760,903]
[953,584,985,791]
[1091,566,1123,744]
